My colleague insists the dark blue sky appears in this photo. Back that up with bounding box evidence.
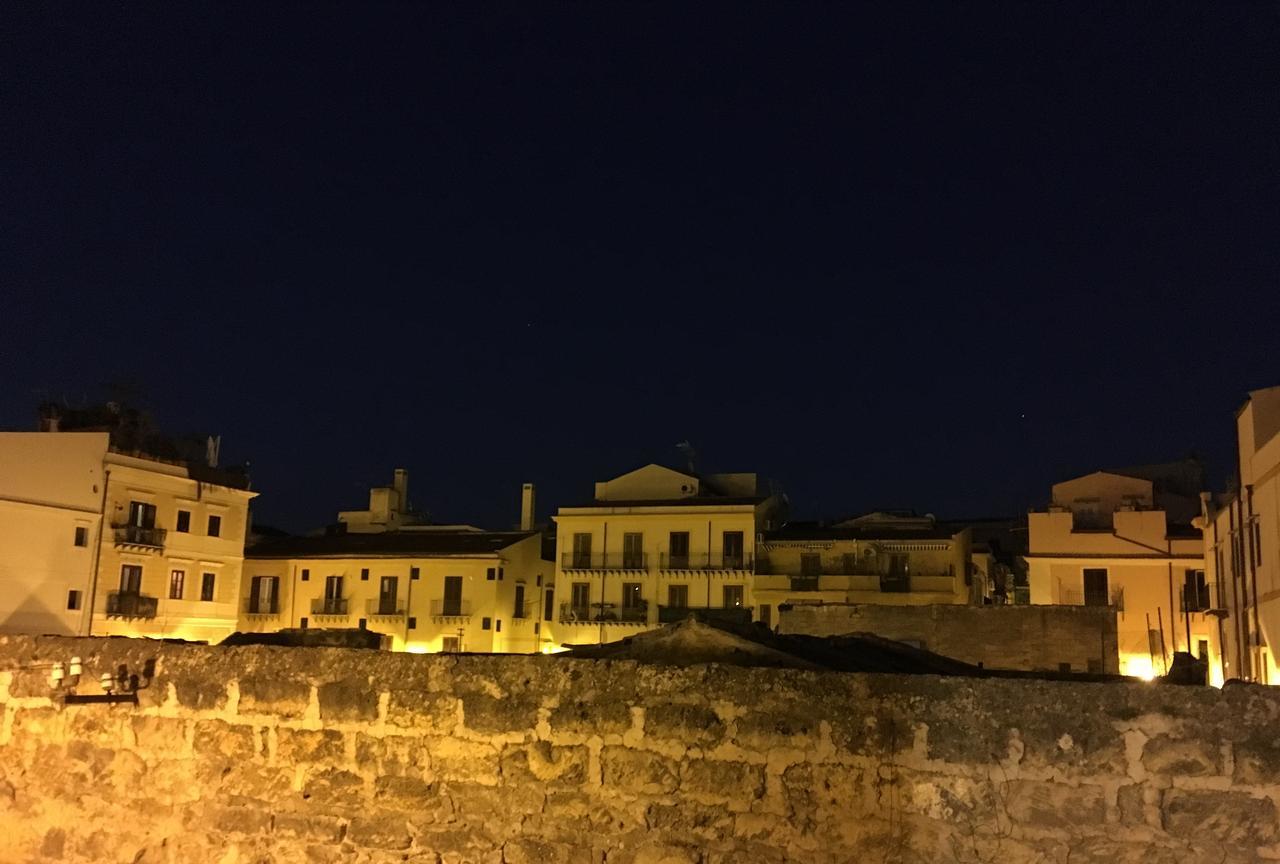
[4,3,1279,532]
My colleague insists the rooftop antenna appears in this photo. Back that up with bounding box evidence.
[676,440,697,474]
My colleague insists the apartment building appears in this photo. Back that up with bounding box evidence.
[1201,385,1280,684]
[0,404,255,642]
[1027,461,1215,682]
[241,471,552,652]
[754,512,978,613]
[546,464,785,645]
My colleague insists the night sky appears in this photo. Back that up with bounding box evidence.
[4,3,1279,533]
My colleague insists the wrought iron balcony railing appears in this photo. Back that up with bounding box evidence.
[1179,582,1227,614]
[244,597,280,615]
[430,599,471,618]
[559,601,648,623]
[1060,587,1125,611]
[113,524,167,549]
[106,591,158,619]
[561,552,650,571]
[366,598,405,617]
[658,553,753,571]
[310,597,349,616]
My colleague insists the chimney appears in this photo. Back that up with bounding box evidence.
[520,483,536,531]
[392,469,409,511]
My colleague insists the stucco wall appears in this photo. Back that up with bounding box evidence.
[777,602,1120,674]
[2,635,1280,863]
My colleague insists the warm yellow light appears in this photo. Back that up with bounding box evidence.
[404,644,428,654]
[1123,655,1156,682]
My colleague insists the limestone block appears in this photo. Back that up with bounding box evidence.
[1004,780,1106,830]
[602,747,680,795]
[302,767,366,807]
[1163,789,1279,846]
[643,702,723,747]
[1141,734,1220,776]
[278,728,345,762]
[347,813,412,849]
[385,689,459,733]
[273,812,348,843]
[500,741,589,785]
[680,758,765,805]
[549,699,632,736]
[319,677,379,723]
[239,675,311,718]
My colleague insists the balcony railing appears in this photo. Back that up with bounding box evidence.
[311,597,349,616]
[366,598,405,617]
[1060,587,1125,611]
[244,598,280,615]
[106,591,158,619]
[431,599,471,619]
[658,553,753,571]
[113,524,167,550]
[559,601,648,623]
[657,605,752,627]
[759,556,880,577]
[561,553,649,571]
[1180,582,1227,614]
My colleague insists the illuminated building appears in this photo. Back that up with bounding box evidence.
[1026,462,1218,682]
[546,464,785,645]
[1201,384,1280,684]
[0,403,255,642]
[241,471,550,652]
[753,512,981,612]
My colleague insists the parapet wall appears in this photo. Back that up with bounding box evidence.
[779,602,1121,673]
[0,635,1278,863]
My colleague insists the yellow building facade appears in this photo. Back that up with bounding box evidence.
[0,430,256,643]
[1202,384,1280,684]
[1027,466,1216,682]
[546,464,784,646]
[754,513,977,612]
[240,529,549,653]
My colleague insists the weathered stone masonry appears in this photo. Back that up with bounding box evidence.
[2,635,1280,863]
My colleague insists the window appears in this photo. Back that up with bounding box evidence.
[358,618,367,630]
[442,576,463,616]
[544,587,555,621]
[67,590,82,611]
[441,636,460,653]
[1183,569,1208,612]
[668,584,689,609]
[128,501,157,528]
[498,567,504,581]
[487,567,496,581]
[408,616,417,629]
[169,570,185,600]
[301,568,310,582]
[119,564,142,594]
[495,619,502,632]
[1198,639,1210,661]
[841,552,857,575]
[722,531,744,569]
[668,532,690,568]
[201,573,216,601]
[175,510,191,533]
[536,574,542,587]
[74,526,88,547]
[378,576,399,614]
[800,553,822,577]
[1082,568,1109,607]
[482,617,492,630]
[759,604,771,628]
[623,533,644,569]
[513,585,526,619]
[622,582,643,609]
[572,533,592,568]
[410,567,420,581]
[570,582,590,617]
[207,514,222,537]
[360,568,369,581]
[723,585,744,608]
[249,576,279,614]
[299,617,308,629]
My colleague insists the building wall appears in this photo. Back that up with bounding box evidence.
[548,507,761,646]
[1028,487,1213,682]
[92,453,255,644]
[3,634,1280,862]
[241,534,550,654]
[777,602,1120,673]
[0,433,109,635]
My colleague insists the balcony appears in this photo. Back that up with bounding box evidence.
[789,577,821,591]
[1060,587,1125,611]
[561,553,649,571]
[113,524,166,551]
[657,605,752,627]
[310,597,349,616]
[106,591,158,619]
[658,553,754,572]
[244,598,280,616]
[559,601,648,624]
[431,599,471,620]
[366,598,406,617]
[880,575,911,593]
[1180,582,1228,615]
[758,556,879,577]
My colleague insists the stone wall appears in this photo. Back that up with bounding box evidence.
[778,602,1120,674]
[1,634,1279,863]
